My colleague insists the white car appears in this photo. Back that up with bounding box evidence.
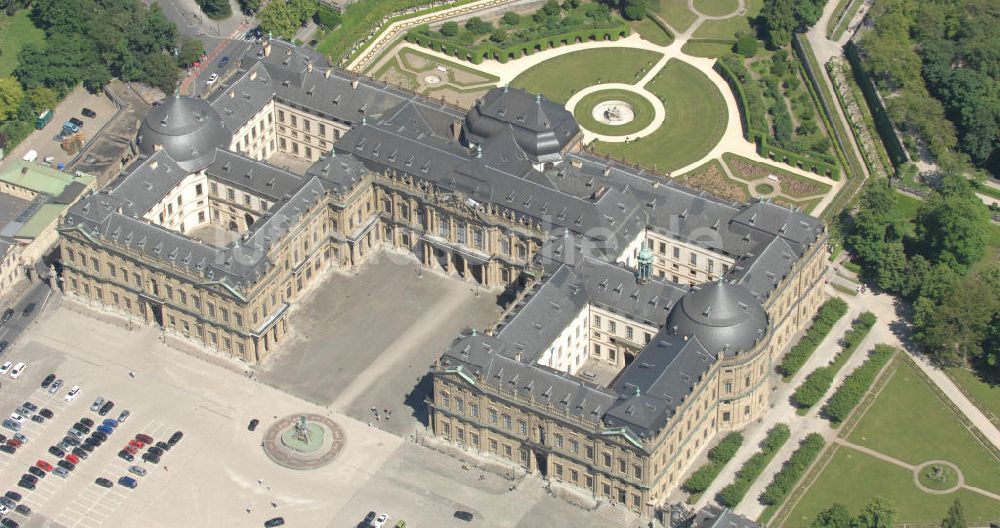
[64,385,82,402]
[371,513,389,528]
[0,504,8,515]
[9,361,25,379]
[206,73,219,86]
[9,413,25,424]
[0,361,11,375]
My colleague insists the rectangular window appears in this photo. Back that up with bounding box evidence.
[673,246,680,259]
[618,458,626,473]
[633,464,642,479]
[570,439,579,453]
[195,183,203,196]
[554,433,563,448]
[455,398,464,414]
[503,414,512,430]
[593,315,601,328]
[626,326,633,341]
[469,403,479,418]
[489,439,498,453]
[602,452,612,468]
[227,188,235,201]
[517,420,527,436]
[441,393,450,408]
[690,253,698,266]
[608,321,616,334]
[488,408,497,424]
[707,259,714,274]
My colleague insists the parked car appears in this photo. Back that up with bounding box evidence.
[20,304,35,317]
[155,441,170,452]
[24,468,42,480]
[141,452,160,464]
[39,408,53,419]
[48,379,63,394]
[206,73,219,86]
[68,117,83,128]
[264,518,285,527]
[16,480,35,491]
[1,309,13,323]
[148,446,164,457]
[40,374,56,388]
[118,450,134,462]
[248,418,260,431]
[103,417,121,429]
[64,386,81,402]
[453,511,474,522]
[371,513,390,528]
[81,108,96,118]
[73,422,91,434]
[124,445,138,455]
[98,401,114,416]
[128,439,145,449]
[89,397,105,412]
[4,439,20,448]
[135,433,153,444]
[117,476,137,489]
[9,414,24,425]
[0,362,11,376]
[97,425,114,435]
[72,447,89,460]
[0,516,16,528]
[0,342,7,354]
[168,431,183,446]
[53,467,69,478]
[65,453,80,465]
[63,435,81,447]
[91,431,108,442]
[218,56,230,68]
[4,491,21,502]
[30,416,44,424]
[117,410,130,423]
[21,402,36,412]
[14,503,30,516]
[9,362,25,379]
[67,429,84,440]
[128,465,146,477]
[56,460,75,472]
[79,442,94,453]
[2,420,21,432]
[0,445,15,454]
[80,417,95,428]
[94,478,113,488]
[48,446,65,458]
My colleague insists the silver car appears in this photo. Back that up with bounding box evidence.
[2,419,20,432]
[89,397,105,412]
[48,379,63,394]
[53,466,70,478]
[128,465,146,477]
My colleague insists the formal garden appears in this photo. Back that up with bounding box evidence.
[373,47,498,106]
[510,47,662,103]
[571,88,657,136]
[775,358,1000,526]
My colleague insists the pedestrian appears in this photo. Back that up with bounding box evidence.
[271,501,277,508]
[246,507,251,514]
[368,421,372,427]
[164,465,169,471]
[258,478,263,486]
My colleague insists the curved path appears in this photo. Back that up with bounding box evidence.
[564,83,666,142]
[688,0,745,20]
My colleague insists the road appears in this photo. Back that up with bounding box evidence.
[0,280,52,357]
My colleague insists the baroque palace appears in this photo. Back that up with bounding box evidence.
[58,40,827,516]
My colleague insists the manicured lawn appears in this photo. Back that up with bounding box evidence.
[573,89,656,136]
[591,59,727,173]
[681,40,735,58]
[316,0,438,62]
[510,48,662,103]
[631,17,674,46]
[398,48,500,85]
[723,154,832,198]
[948,367,1000,426]
[693,0,740,17]
[847,361,1000,493]
[692,0,762,39]
[781,448,1000,526]
[650,0,699,32]
[889,191,922,237]
[0,10,46,77]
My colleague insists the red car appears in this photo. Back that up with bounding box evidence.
[65,454,80,465]
[124,445,138,455]
[7,439,22,448]
[128,440,145,449]
[36,460,53,472]
[135,434,153,444]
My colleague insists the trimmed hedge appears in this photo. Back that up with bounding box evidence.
[718,424,790,508]
[790,311,877,409]
[824,344,896,423]
[778,298,849,378]
[682,432,744,494]
[760,433,825,505]
[843,42,908,167]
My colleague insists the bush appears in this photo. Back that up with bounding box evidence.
[196,0,232,19]
[760,433,825,505]
[824,345,895,423]
[314,5,341,29]
[465,17,493,35]
[718,424,790,507]
[791,311,877,409]
[502,11,521,25]
[735,36,758,57]
[778,298,849,377]
[440,21,459,36]
[681,432,744,494]
[490,28,508,43]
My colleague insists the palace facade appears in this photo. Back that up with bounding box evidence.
[58,39,828,516]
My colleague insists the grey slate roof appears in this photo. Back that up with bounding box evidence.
[665,281,768,356]
[691,505,760,528]
[463,87,580,164]
[137,96,232,172]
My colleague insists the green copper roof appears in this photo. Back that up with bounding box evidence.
[0,161,95,197]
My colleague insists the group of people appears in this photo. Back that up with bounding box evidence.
[368,406,392,427]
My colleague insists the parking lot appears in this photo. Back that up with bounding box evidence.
[0,263,643,528]
[0,87,118,174]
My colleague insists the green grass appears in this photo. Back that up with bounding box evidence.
[680,40,734,58]
[692,0,762,39]
[573,89,656,136]
[723,153,833,198]
[781,447,1000,526]
[510,48,662,103]
[889,191,923,237]
[829,0,864,41]
[649,0,699,32]
[947,367,1000,427]
[0,10,46,77]
[316,0,459,62]
[847,361,1000,493]
[631,17,674,46]
[591,59,727,173]
[398,48,500,85]
[692,0,740,17]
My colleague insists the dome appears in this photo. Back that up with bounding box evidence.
[462,87,580,164]
[665,281,767,355]
[137,96,232,172]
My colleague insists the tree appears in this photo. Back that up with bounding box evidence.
[196,0,232,20]
[847,179,904,266]
[0,77,24,121]
[177,37,204,68]
[258,0,301,39]
[760,0,796,47]
[238,0,262,14]
[439,21,459,37]
[940,499,967,528]
[854,497,896,528]
[25,86,57,114]
[810,503,852,528]
[542,0,561,16]
[501,11,521,26]
[874,241,908,292]
[465,17,493,35]
[915,175,990,271]
[735,35,759,57]
[621,0,646,21]
[915,267,1000,368]
[141,53,180,94]
[490,28,508,43]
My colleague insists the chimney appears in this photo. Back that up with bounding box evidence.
[306,62,313,73]
[451,119,462,141]
[262,41,271,57]
[229,90,235,98]
[249,70,257,81]
[324,69,331,79]
[514,350,522,361]
[351,79,359,90]
[149,160,159,170]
